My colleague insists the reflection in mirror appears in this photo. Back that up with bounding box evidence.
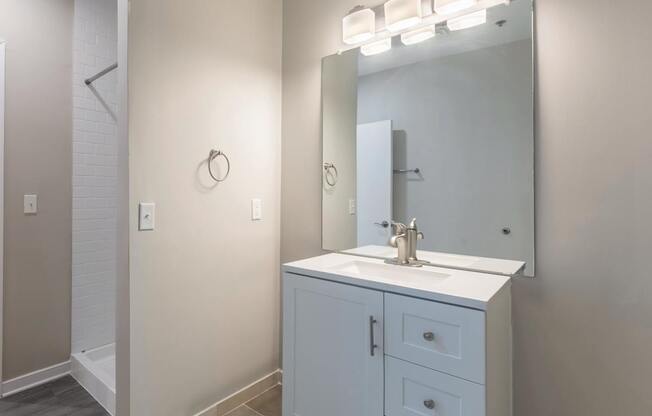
[322,0,534,275]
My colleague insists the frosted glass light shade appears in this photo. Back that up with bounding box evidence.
[447,9,487,31]
[360,38,392,56]
[434,0,477,16]
[343,8,376,45]
[401,25,435,45]
[384,0,422,33]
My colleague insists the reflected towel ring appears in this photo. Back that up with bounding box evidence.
[323,162,339,187]
[208,149,231,182]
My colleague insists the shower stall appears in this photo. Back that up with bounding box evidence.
[70,0,118,414]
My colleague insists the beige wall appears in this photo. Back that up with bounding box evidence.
[128,0,282,414]
[0,0,73,381]
[282,0,652,415]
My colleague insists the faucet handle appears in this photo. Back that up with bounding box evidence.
[408,219,424,239]
[391,221,407,234]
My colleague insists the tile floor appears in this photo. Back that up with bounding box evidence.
[0,375,109,416]
[0,376,281,416]
[226,385,281,416]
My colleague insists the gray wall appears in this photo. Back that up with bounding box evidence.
[282,0,652,414]
[0,0,73,381]
[357,40,534,272]
[128,0,282,414]
[512,0,652,413]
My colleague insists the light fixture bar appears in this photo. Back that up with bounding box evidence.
[338,0,510,54]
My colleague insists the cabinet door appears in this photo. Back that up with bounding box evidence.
[283,273,384,416]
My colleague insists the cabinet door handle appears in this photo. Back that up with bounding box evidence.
[423,332,435,342]
[424,399,436,410]
[369,316,378,357]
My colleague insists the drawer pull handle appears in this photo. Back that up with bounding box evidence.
[369,316,378,357]
[424,399,436,410]
[423,332,435,341]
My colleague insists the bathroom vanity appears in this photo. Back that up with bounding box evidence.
[294,0,535,411]
[282,253,515,416]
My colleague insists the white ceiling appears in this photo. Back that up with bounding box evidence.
[358,0,532,76]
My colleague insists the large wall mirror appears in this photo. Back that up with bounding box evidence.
[322,0,535,276]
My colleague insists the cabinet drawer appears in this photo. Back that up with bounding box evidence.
[385,293,485,383]
[385,356,485,416]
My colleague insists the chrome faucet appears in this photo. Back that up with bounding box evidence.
[387,218,425,267]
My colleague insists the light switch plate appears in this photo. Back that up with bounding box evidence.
[251,198,262,221]
[139,202,155,231]
[349,199,356,215]
[24,195,38,214]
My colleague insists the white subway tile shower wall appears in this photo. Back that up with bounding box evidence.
[72,0,118,354]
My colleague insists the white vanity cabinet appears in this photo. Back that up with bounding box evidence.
[282,253,513,416]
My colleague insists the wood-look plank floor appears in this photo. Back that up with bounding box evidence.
[0,376,280,416]
[227,385,282,416]
[0,375,109,416]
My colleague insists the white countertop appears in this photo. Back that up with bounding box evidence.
[343,245,526,276]
[283,253,511,310]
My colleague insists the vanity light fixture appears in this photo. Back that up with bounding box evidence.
[342,7,376,45]
[400,25,435,45]
[434,0,477,16]
[384,0,422,32]
[447,8,487,31]
[360,37,392,56]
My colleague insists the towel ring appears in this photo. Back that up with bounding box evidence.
[323,162,338,187]
[208,149,231,182]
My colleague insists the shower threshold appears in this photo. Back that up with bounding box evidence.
[71,343,116,415]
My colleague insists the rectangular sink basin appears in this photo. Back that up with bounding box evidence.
[332,260,450,285]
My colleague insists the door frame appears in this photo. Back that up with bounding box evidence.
[115,1,129,413]
[0,40,6,395]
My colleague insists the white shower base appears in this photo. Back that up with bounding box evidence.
[71,343,116,415]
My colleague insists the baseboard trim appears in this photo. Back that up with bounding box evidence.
[1,360,71,398]
[194,369,282,416]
